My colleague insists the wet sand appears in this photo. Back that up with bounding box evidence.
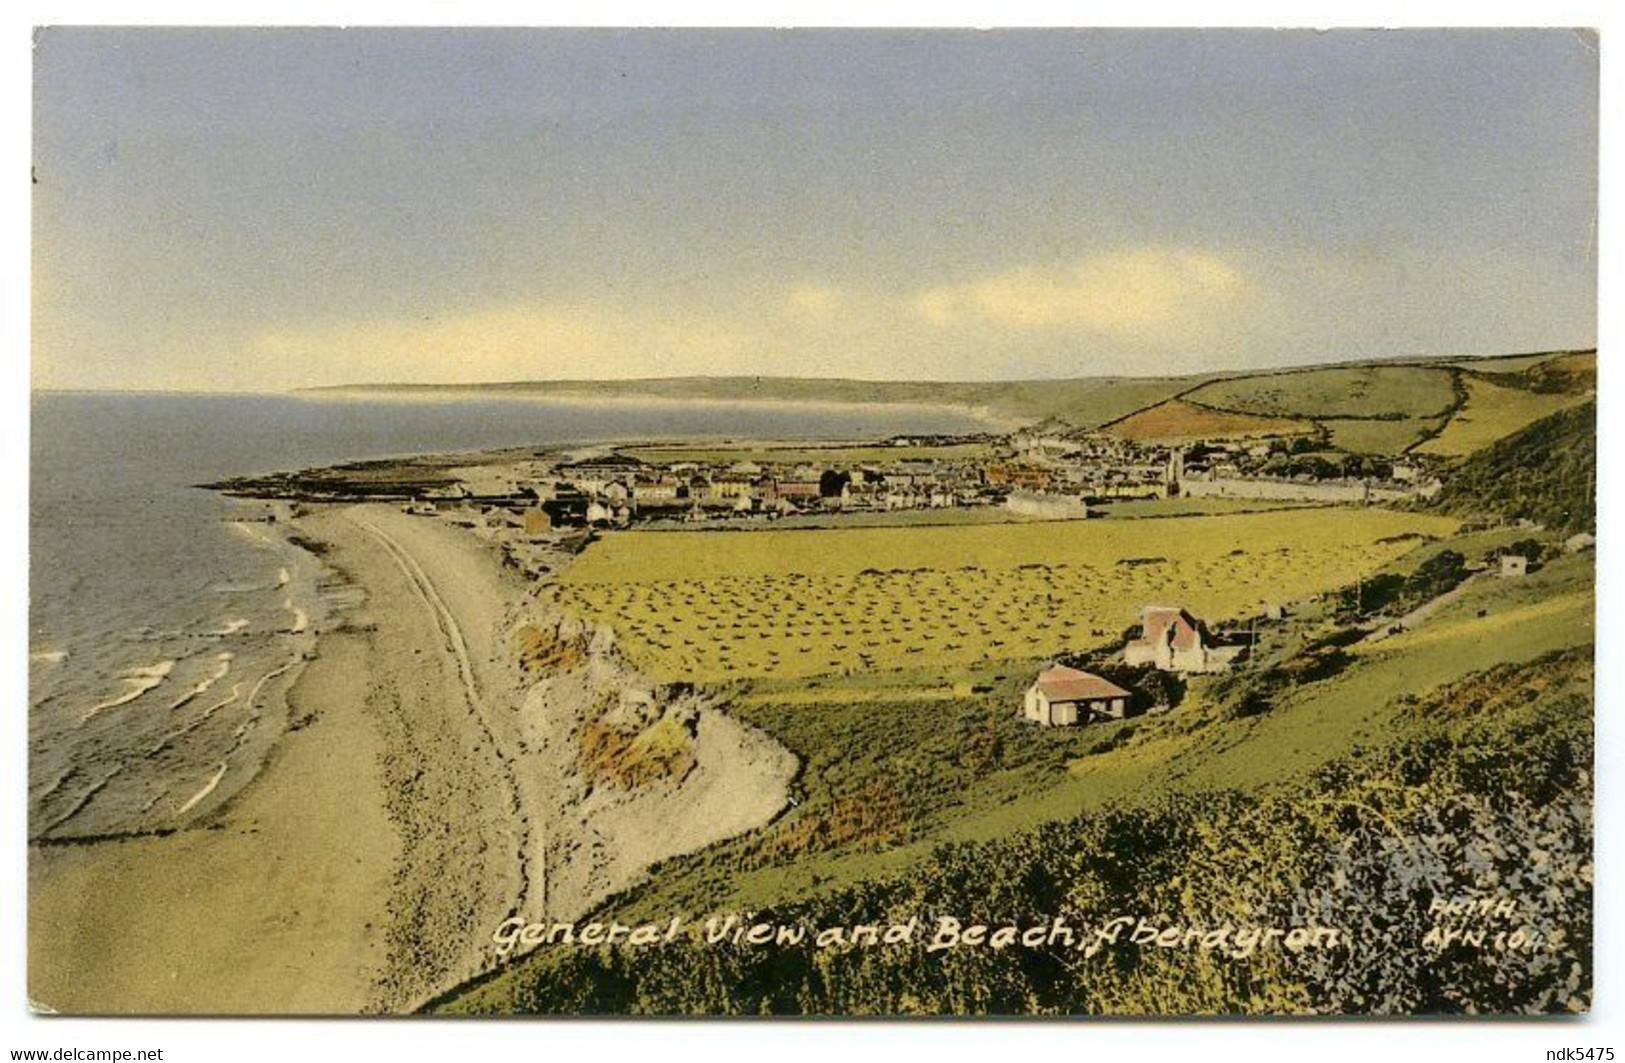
[27,623,398,1014]
[28,504,512,1014]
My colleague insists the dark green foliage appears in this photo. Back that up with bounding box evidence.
[1336,572,1406,616]
[1205,628,1357,720]
[1259,453,1343,480]
[1408,550,1467,599]
[1335,547,1505,621]
[1507,538,1546,565]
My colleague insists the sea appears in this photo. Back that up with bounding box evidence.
[29,391,990,841]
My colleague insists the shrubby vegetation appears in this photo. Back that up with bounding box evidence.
[1333,549,1468,619]
[443,648,1591,1016]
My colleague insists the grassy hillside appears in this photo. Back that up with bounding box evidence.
[1428,401,1596,533]
[1323,415,1449,454]
[616,441,998,465]
[1415,376,1591,457]
[307,349,1591,453]
[1102,399,1312,442]
[1185,365,1459,420]
[308,375,1210,431]
[444,638,1592,1015]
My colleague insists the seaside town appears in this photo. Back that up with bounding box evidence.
[386,423,1445,532]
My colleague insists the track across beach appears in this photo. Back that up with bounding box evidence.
[350,512,547,919]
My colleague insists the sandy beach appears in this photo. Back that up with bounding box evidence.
[29,502,795,1014]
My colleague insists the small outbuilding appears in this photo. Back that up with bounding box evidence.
[1022,664,1132,727]
[1500,554,1529,578]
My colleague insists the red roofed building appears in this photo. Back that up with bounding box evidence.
[1124,605,1242,673]
[1022,664,1131,727]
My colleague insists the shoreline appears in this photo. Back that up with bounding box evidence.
[27,512,399,1014]
[28,501,798,1014]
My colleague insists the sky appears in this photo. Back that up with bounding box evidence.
[30,28,1599,391]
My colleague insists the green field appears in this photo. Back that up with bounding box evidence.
[1186,364,1459,421]
[1104,398,1312,442]
[1446,351,1573,374]
[1093,497,1323,519]
[556,509,1458,681]
[1414,376,1591,457]
[644,505,1049,532]
[1321,415,1448,454]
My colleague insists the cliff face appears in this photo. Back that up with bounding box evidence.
[506,610,797,924]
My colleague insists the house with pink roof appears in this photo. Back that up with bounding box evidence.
[1021,664,1132,727]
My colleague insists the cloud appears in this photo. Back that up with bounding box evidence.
[249,304,755,388]
[227,256,1256,391]
[911,248,1248,334]
[783,284,844,317]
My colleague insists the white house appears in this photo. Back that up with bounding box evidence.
[1022,664,1131,727]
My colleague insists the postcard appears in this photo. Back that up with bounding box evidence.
[27,27,1597,1016]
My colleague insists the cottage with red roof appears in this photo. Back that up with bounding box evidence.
[1022,664,1132,727]
[1123,605,1242,673]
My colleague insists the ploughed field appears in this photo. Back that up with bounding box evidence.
[553,509,1459,681]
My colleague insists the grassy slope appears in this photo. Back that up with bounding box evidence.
[447,642,1592,1014]
[1103,399,1312,442]
[309,375,1211,431]
[1445,350,1576,374]
[1325,415,1449,455]
[616,441,997,465]
[1414,376,1591,457]
[302,343,1593,449]
[305,350,1590,450]
[1428,401,1596,533]
[1185,365,1459,420]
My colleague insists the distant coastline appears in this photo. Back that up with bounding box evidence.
[298,385,1024,433]
[293,348,1593,435]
